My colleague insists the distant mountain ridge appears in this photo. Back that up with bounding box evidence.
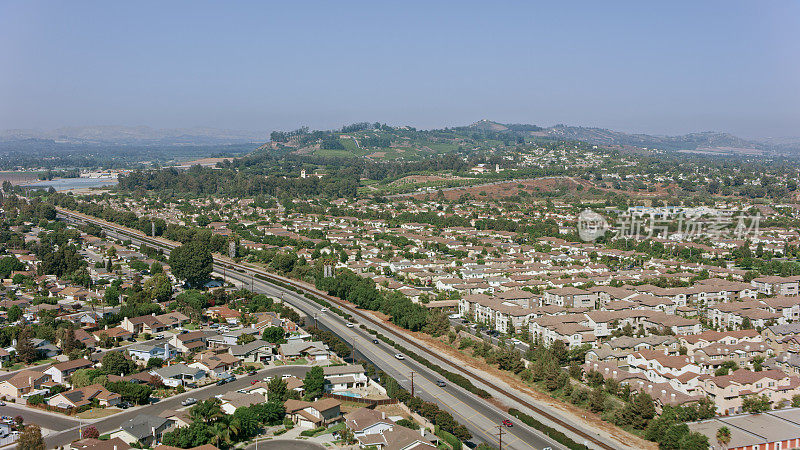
[468,119,792,154]
[0,126,265,146]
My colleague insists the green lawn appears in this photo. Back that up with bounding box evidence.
[315,148,356,158]
[316,422,344,436]
[426,142,459,153]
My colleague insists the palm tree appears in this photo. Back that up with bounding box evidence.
[209,422,233,447]
[190,398,223,424]
[716,426,731,450]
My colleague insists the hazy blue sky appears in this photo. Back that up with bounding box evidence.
[1,1,798,138]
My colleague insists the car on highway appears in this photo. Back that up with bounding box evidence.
[181,398,198,407]
[346,322,354,328]
[436,380,446,387]
[320,307,328,312]
[502,419,513,427]
[394,353,405,360]
[372,339,379,344]
[0,401,5,406]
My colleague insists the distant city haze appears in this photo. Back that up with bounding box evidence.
[1,1,798,139]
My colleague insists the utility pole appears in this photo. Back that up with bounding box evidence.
[410,371,416,397]
[495,424,506,450]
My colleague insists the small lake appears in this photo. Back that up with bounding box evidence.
[24,177,118,191]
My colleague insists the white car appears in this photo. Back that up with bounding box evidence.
[320,308,328,312]
[346,322,354,328]
[394,353,405,360]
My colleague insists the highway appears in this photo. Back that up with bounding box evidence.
[223,268,558,450]
[55,206,623,449]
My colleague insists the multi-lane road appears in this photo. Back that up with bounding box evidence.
[223,267,560,450]
[54,207,627,449]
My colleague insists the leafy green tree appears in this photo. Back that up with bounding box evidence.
[146,357,164,369]
[150,261,163,274]
[107,381,152,405]
[678,431,710,450]
[589,387,606,413]
[169,240,213,287]
[17,424,45,450]
[267,377,288,402]
[101,351,136,376]
[255,401,286,425]
[7,305,22,322]
[303,366,325,400]
[422,310,450,337]
[0,256,24,279]
[741,394,772,414]
[71,368,104,388]
[15,327,39,364]
[237,333,255,345]
[262,326,285,344]
[714,360,738,376]
[104,284,120,306]
[144,273,172,302]
[232,407,258,437]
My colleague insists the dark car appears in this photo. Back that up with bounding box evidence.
[372,339,379,344]
[436,380,446,387]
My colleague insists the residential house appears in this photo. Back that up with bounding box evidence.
[47,384,121,409]
[150,364,206,387]
[44,358,94,384]
[219,392,263,415]
[285,398,342,428]
[344,407,394,438]
[697,369,800,415]
[0,370,52,399]
[127,343,178,363]
[121,315,167,336]
[278,341,330,362]
[111,414,175,447]
[323,364,368,393]
[170,331,209,354]
[189,351,241,378]
[228,339,274,363]
[205,306,241,324]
